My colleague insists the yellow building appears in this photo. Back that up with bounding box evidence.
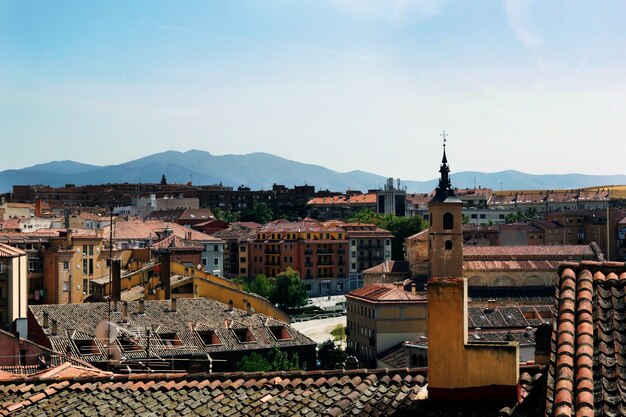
[42,229,108,304]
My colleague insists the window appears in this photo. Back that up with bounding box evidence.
[83,278,89,294]
[202,258,207,266]
[443,213,454,230]
[214,245,218,252]
[0,262,2,273]
[63,281,69,292]
[73,339,98,355]
[158,333,183,348]
[233,328,256,343]
[268,325,292,341]
[213,257,219,266]
[63,261,69,270]
[117,336,142,353]
[197,330,221,346]
[445,240,453,250]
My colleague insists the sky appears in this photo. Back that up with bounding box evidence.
[1,0,625,181]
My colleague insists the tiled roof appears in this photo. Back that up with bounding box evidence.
[306,193,377,206]
[347,283,425,302]
[545,261,626,417]
[259,219,344,234]
[464,259,565,272]
[362,261,410,275]
[467,306,556,329]
[462,245,600,260]
[406,229,429,242]
[29,298,314,364]
[0,243,26,258]
[102,220,221,242]
[150,234,204,250]
[212,224,260,241]
[0,368,427,417]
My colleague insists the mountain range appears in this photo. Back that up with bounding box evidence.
[1,150,624,194]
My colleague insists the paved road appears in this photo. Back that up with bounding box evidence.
[291,316,346,345]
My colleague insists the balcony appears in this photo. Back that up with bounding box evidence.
[316,248,334,254]
[336,248,346,254]
[304,262,313,267]
[264,248,280,254]
[304,249,313,255]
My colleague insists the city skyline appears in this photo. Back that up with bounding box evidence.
[2,1,626,180]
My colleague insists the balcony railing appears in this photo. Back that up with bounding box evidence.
[316,248,334,254]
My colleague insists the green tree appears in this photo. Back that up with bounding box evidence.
[462,214,470,224]
[212,207,240,223]
[243,274,275,299]
[347,209,426,260]
[270,268,308,309]
[318,339,347,370]
[236,352,272,372]
[241,202,274,224]
[330,324,346,342]
[160,174,167,185]
[236,348,302,372]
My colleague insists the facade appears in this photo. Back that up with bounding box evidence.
[340,222,393,291]
[0,243,28,329]
[212,223,261,278]
[245,219,349,296]
[306,193,376,221]
[488,188,611,213]
[346,282,427,367]
[376,178,406,216]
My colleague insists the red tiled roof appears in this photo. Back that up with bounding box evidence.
[462,245,599,260]
[545,261,626,417]
[362,261,410,275]
[102,220,221,242]
[347,283,425,302]
[0,243,26,258]
[259,219,344,234]
[306,193,376,206]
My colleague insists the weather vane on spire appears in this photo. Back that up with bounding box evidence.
[440,130,448,148]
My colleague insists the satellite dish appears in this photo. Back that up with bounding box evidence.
[108,344,122,364]
[95,320,119,344]
[197,264,202,270]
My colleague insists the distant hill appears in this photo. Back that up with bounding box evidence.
[1,150,624,194]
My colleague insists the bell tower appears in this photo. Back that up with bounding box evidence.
[428,131,463,279]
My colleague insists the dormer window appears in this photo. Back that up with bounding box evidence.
[158,332,183,348]
[269,325,292,341]
[117,335,142,353]
[73,339,98,355]
[233,328,256,343]
[197,330,221,346]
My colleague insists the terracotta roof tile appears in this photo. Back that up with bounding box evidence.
[545,261,626,416]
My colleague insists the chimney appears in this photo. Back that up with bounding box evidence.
[186,231,192,240]
[160,250,171,299]
[411,283,416,294]
[50,319,58,335]
[534,322,551,366]
[112,299,118,312]
[121,301,128,322]
[111,259,122,302]
[43,312,49,329]
[228,299,234,312]
[138,299,145,315]
[170,298,177,313]
[35,199,42,218]
[246,302,252,315]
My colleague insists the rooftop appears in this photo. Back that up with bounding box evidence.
[347,283,425,303]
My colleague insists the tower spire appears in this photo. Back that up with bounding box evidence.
[430,130,456,203]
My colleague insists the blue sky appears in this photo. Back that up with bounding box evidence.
[1,1,625,181]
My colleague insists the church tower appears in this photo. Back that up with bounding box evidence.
[428,132,463,279]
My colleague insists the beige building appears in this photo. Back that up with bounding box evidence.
[346,282,426,367]
[42,229,109,304]
[0,243,28,327]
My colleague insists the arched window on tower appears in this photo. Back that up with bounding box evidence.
[443,212,454,230]
[445,240,453,250]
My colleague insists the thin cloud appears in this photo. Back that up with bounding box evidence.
[153,24,378,62]
[503,0,543,50]
[328,0,443,22]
